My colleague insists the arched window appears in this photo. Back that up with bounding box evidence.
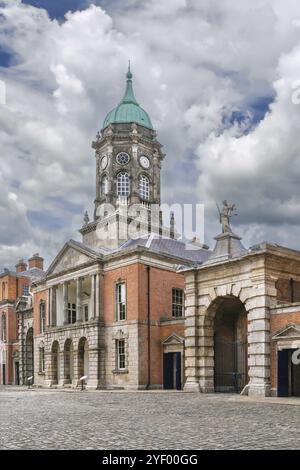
[101,175,108,196]
[39,302,46,334]
[117,172,130,197]
[139,175,150,200]
[1,315,6,342]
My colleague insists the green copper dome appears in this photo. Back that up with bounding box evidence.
[102,67,153,131]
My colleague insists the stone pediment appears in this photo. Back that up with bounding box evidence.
[47,240,101,276]
[162,333,184,345]
[272,323,300,340]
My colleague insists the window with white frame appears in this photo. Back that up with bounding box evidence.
[116,339,126,370]
[23,284,30,296]
[1,314,6,342]
[139,175,150,200]
[39,301,46,334]
[117,172,130,197]
[39,346,45,373]
[172,288,184,318]
[67,303,76,324]
[115,282,126,321]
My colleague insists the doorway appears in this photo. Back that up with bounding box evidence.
[278,349,300,397]
[213,297,248,393]
[163,352,182,390]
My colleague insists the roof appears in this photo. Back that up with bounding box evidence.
[0,267,45,281]
[17,267,46,282]
[102,67,153,131]
[119,235,211,265]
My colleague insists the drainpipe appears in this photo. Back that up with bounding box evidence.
[146,266,151,390]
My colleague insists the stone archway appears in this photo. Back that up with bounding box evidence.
[51,341,60,385]
[196,295,249,394]
[78,337,89,382]
[25,328,34,384]
[64,339,74,384]
[211,296,248,393]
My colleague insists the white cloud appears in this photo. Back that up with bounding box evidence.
[1,0,300,268]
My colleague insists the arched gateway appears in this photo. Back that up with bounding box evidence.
[207,296,248,393]
[183,210,273,397]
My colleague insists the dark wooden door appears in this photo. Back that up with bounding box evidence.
[278,349,289,397]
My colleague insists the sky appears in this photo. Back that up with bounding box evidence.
[1,0,300,270]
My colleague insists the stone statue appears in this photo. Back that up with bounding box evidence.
[83,210,90,226]
[217,200,237,233]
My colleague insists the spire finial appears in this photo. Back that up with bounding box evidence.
[127,60,133,80]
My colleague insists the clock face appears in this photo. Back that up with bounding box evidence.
[116,152,130,165]
[100,155,108,170]
[139,155,150,169]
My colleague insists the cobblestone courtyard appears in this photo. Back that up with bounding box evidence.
[1,387,300,450]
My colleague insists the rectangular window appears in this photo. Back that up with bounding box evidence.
[1,315,6,342]
[40,302,46,334]
[116,339,126,370]
[23,284,29,296]
[67,303,76,324]
[39,347,45,373]
[172,288,184,318]
[116,282,126,321]
[84,305,89,322]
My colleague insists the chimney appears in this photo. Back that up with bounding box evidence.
[15,259,27,273]
[28,253,44,270]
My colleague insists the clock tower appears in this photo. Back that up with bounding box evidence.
[80,66,169,249]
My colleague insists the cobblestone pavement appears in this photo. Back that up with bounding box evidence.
[1,387,300,450]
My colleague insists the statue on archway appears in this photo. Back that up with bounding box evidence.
[217,200,237,233]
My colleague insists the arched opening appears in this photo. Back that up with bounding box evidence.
[139,175,150,200]
[117,172,130,197]
[51,341,60,385]
[209,296,248,393]
[78,337,89,382]
[64,339,74,384]
[25,327,34,384]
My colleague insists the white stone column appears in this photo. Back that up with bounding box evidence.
[52,286,57,326]
[48,287,53,327]
[95,273,100,318]
[63,282,69,325]
[244,282,275,397]
[76,278,83,322]
[90,275,95,319]
[99,273,104,321]
[197,309,214,393]
[183,270,200,392]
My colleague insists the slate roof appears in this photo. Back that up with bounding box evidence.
[119,235,211,265]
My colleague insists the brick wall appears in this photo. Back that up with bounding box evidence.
[103,262,185,388]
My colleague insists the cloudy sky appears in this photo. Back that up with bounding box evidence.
[1,0,300,269]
